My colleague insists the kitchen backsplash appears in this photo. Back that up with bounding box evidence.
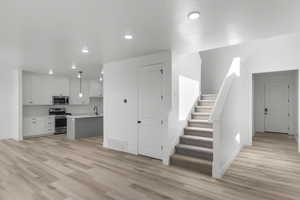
[23,97,103,117]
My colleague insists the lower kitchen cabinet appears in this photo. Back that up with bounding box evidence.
[23,116,55,137]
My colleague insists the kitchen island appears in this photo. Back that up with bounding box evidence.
[66,114,103,140]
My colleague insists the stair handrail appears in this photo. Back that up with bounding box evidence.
[209,57,240,122]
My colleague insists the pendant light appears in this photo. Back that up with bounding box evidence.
[78,71,83,98]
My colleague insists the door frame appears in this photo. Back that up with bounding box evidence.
[263,74,290,134]
[249,68,300,152]
[137,63,165,160]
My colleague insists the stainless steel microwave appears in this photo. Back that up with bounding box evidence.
[52,96,69,105]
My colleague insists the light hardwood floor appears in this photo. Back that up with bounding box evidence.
[0,132,299,200]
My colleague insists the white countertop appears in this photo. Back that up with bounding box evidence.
[67,114,103,119]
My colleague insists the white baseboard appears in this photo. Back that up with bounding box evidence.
[23,133,55,139]
[163,157,169,165]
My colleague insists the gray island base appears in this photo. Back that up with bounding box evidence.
[67,115,103,140]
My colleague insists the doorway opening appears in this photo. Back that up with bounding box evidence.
[252,70,298,144]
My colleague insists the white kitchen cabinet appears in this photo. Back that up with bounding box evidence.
[32,75,53,105]
[51,76,69,96]
[23,73,53,105]
[23,72,70,105]
[23,72,97,106]
[89,80,103,97]
[23,73,34,105]
[69,79,90,105]
[23,116,55,137]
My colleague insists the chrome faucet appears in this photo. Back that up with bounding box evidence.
[93,105,99,115]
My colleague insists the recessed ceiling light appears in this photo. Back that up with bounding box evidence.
[101,71,104,75]
[124,34,133,40]
[71,64,77,70]
[81,47,89,54]
[99,77,103,82]
[188,11,200,20]
[49,69,53,75]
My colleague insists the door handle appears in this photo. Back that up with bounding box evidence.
[137,121,142,124]
[264,108,268,115]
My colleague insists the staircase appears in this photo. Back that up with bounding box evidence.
[170,94,216,176]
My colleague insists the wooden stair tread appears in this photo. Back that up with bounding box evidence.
[201,94,216,96]
[185,127,213,132]
[189,119,212,124]
[192,112,211,116]
[181,135,213,142]
[176,144,213,153]
[199,99,215,102]
[171,154,212,166]
[195,105,214,108]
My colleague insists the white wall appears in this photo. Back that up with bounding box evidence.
[295,72,299,142]
[253,75,265,133]
[200,33,300,154]
[0,68,20,140]
[103,51,172,159]
[292,72,298,141]
[166,52,201,164]
[253,71,298,136]
[218,77,243,175]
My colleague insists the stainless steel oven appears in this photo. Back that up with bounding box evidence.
[54,115,67,134]
[49,108,71,134]
[52,96,69,105]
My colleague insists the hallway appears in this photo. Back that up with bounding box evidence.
[223,132,300,199]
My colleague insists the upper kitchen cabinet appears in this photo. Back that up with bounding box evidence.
[23,72,70,105]
[89,80,103,97]
[50,76,69,96]
[22,71,99,106]
[23,73,52,105]
[23,73,34,105]
[69,79,90,105]
[31,75,53,105]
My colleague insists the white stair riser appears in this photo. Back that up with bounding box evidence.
[198,101,215,106]
[180,137,213,148]
[189,121,213,129]
[201,96,216,100]
[192,114,210,120]
[195,107,213,113]
[184,129,213,138]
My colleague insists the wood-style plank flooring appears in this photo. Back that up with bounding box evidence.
[0,132,299,200]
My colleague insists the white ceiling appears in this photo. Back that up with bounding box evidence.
[1,0,300,78]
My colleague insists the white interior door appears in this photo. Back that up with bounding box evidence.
[265,79,289,133]
[138,64,163,160]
